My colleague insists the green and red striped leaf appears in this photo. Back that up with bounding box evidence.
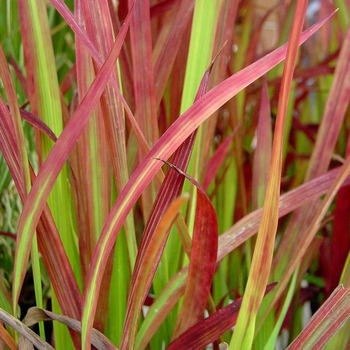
[151,160,218,339]
[230,1,308,347]
[168,283,277,350]
[288,285,350,349]
[120,195,189,350]
[12,3,134,314]
[136,166,350,349]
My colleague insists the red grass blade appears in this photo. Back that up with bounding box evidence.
[287,285,350,349]
[128,0,158,145]
[0,51,82,346]
[50,0,151,160]
[120,196,188,350]
[168,283,277,350]
[121,56,215,349]
[127,0,159,220]
[17,108,57,142]
[230,1,309,346]
[156,161,219,339]
[217,166,350,261]
[274,13,350,279]
[11,4,133,313]
[329,139,350,294]
[153,0,195,106]
[135,167,350,348]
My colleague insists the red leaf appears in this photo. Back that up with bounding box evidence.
[154,160,218,339]
[168,283,277,350]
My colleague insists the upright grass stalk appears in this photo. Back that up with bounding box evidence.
[0,46,45,340]
[229,1,308,348]
[180,0,220,234]
[16,0,79,347]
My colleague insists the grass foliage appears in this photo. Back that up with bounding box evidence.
[0,0,350,349]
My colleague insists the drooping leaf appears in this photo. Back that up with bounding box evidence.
[0,308,53,350]
[120,195,189,349]
[23,308,117,350]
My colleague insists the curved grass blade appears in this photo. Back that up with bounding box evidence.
[79,14,335,349]
[17,108,57,142]
[120,195,189,350]
[23,308,117,350]
[1,10,331,347]
[0,93,82,345]
[168,284,277,350]
[0,44,46,340]
[0,308,53,350]
[151,160,218,339]
[123,51,217,349]
[135,270,187,350]
[135,166,350,349]
[11,5,133,314]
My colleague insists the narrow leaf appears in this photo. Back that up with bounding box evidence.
[230,2,308,347]
[287,285,350,350]
[120,195,189,349]
[11,2,133,313]
[252,77,272,210]
[0,323,17,350]
[203,132,236,191]
[0,308,53,350]
[167,284,276,350]
[23,308,117,350]
[136,166,350,348]
[152,160,218,339]
[81,14,335,349]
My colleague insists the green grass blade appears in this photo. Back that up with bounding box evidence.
[229,1,308,348]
